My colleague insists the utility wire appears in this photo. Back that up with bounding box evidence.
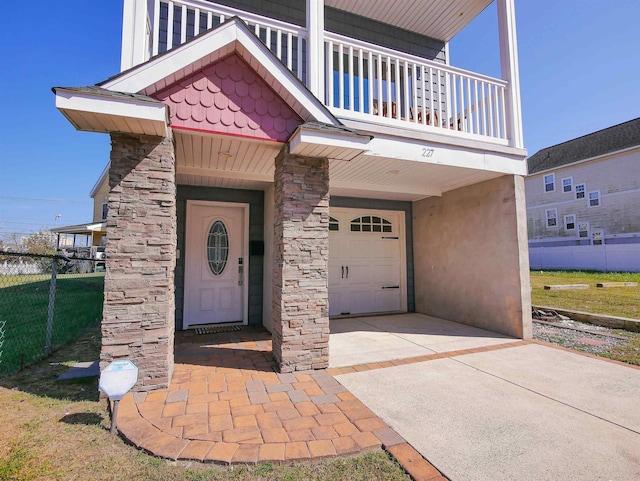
[0,196,90,204]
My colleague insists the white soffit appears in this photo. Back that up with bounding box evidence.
[329,155,503,201]
[55,89,168,136]
[326,0,493,42]
[100,18,337,126]
[289,126,371,161]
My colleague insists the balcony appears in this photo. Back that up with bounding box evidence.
[122,0,522,149]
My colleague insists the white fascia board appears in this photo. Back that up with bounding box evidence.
[289,128,370,159]
[89,163,110,198]
[55,89,167,133]
[367,135,527,175]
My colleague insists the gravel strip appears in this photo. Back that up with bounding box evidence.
[533,319,638,357]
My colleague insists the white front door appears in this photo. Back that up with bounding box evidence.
[329,208,406,316]
[184,201,248,327]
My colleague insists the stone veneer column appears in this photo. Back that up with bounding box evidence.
[272,148,330,372]
[101,133,177,391]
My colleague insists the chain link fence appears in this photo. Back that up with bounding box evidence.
[0,252,104,375]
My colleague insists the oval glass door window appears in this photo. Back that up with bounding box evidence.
[207,220,229,276]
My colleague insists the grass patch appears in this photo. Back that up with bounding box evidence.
[601,336,640,366]
[530,270,640,319]
[0,273,104,374]
[0,324,410,481]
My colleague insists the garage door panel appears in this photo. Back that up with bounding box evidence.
[349,239,373,258]
[349,290,374,314]
[371,264,400,285]
[374,239,400,258]
[346,265,371,285]
[328,264,343,287]
[329,237,348,259]
[375,289,401,312]
[329,290,345,316]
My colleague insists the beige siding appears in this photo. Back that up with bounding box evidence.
[91,175,110,223]
[525,148,640,241]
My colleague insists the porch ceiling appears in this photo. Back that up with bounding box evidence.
[174,130,502,200]
[326,0,493,42]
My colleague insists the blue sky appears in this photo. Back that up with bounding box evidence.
[1,0,639,240]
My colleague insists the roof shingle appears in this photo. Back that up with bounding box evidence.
[527,117,640,174]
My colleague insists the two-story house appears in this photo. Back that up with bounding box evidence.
[54,0,531,390]
[526,118,640,272]
[50,164,110,261]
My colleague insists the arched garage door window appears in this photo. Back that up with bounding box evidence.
[350,216,392,232]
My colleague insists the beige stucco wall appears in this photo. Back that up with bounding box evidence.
[413,175,532,339]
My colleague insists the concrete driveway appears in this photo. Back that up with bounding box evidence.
[332,315,640,481]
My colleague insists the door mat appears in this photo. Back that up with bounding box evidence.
[195,325,243,335]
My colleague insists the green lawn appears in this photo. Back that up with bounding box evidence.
[0,273,104,375]
[530,270,640,320]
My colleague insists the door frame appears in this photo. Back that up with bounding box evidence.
[184,200,250,328]
[329,207,408,315]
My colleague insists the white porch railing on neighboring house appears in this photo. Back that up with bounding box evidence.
[131,0,512,146]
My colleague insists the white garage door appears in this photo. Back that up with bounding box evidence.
[329,208,406,316]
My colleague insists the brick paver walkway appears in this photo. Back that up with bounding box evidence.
[115,326,451,479]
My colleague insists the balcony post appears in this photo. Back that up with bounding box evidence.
[306,0,325,102]
[121,0,150,71]
[497,0,524,149]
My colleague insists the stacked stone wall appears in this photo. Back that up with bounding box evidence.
[101,133,177,391]
[272,148,330,372]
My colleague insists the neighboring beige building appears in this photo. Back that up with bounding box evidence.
[526,117,640,271]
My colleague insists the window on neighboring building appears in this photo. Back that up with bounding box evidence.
[588,190,601,207]
[575,183,586,199]
[544,174,555,192]
[564,214,576,231]
[578,222,590,238]
[592,230,604,246]
[58,234,74,248]
[545,209,558,228]
[561,176,573,193]
[101,202,108,220]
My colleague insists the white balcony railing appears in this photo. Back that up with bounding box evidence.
[324,32,509,142]
[149,0,307,80]
[134,1,512,145]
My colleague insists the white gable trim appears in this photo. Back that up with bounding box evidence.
[101,18,337,126]
[89,163,110,198]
